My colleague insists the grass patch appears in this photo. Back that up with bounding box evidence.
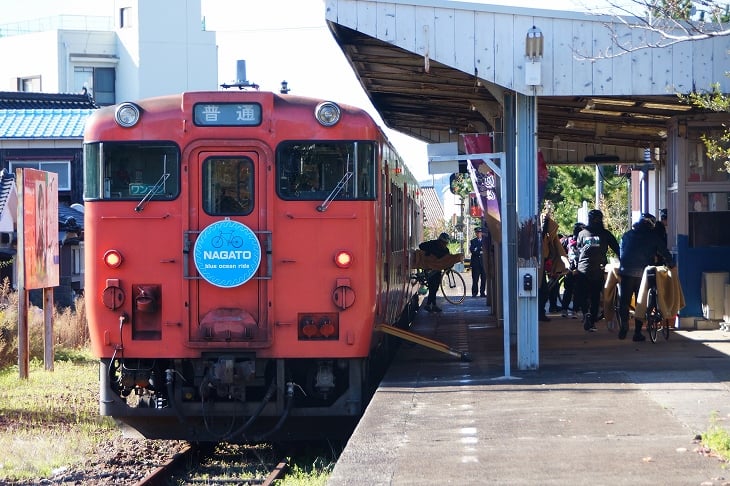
[278,459,335,486]
[0,359,118,480]
[703,413,730,462]
[0,286,119,481]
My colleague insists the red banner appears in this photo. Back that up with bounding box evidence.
[462,133,500,242]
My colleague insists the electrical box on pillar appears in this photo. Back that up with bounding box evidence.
[518,268,537,297]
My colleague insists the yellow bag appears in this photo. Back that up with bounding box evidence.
[414,249,464,271]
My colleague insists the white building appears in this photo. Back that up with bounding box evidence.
[0,0,218,297]
[0,0,217,103]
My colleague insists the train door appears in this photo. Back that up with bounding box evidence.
[186,151,270,346]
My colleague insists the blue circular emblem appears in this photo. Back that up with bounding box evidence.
[193,220,262,288]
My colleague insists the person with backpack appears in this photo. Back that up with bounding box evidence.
[575,210,620,332]
[560,222,584,318]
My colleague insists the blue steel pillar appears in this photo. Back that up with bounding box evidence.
[502,94,519,369]
[504,92,540,370]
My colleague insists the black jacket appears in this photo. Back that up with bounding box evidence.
[419,239,449,258]
[619,222,674,278]
[469,237,484,260]
[576,224,620,277]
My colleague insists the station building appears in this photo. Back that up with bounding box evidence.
[325,0,730,367]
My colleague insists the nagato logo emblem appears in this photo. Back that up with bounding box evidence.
[193,219,261,288]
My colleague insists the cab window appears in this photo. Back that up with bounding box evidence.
[276,141,376,200]
[83,142,180,200]
[202,157,254,216]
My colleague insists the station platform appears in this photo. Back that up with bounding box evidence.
[328,293,730,486]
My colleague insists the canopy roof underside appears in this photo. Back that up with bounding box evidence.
[327,1,729,165]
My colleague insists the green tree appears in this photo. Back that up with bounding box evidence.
[600,178,632,241]
[449,173,473,199]
[543,165,630,236]
[683,82,730,173]
[544,165,594,233]
[449,172,474,244]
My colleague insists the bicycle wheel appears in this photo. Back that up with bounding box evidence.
[646,289,659,343]
[440,269,466,305]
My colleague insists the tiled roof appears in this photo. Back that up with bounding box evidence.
[0,91,97,109]
[0,169,15,215]
[59,204,84,231]
[0,109,95,138]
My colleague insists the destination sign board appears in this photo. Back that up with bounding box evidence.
[193,103,262,126]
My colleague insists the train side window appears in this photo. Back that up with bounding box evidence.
[83,142,180,201]
[356,143,376,198]
[276,141,376,201]
[202,157,254,216]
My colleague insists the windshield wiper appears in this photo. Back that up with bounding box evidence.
[317,171,353,212]
[135,173,170,212]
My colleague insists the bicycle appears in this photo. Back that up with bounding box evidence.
[411,267,466,305]
[211,230,243,248]
[644,266,670,343]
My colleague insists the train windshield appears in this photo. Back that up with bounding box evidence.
[83,142,180,201]
[276,141,376,200]
[202,157,254,216]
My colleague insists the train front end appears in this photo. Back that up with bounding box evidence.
[83,91,416,441]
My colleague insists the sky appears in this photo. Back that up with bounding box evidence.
[0,0,616,181]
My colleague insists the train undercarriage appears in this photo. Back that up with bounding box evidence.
[100,355,372,442]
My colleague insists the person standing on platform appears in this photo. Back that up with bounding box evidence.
[618,214,674,341]
[539,213,568,322]
[547,233,564,312]
[419,232,452,313]
[575,209,620,332]
[561,222,584,318]
[469,227,487,297]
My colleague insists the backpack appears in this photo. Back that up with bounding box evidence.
[564,236,579,270]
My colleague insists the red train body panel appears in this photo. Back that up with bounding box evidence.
[83,91,423,441]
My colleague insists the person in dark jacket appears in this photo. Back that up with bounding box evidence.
[652,209,669,264]
[618,213,674,341]
[419,232,451,313]
[575,209,620,332]
[560,222,585,318]
[469,227,487,297]
[539,214,569,322]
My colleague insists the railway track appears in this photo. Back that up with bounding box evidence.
[134,441,309,485]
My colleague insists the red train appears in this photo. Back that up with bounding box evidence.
[83,90,424,441]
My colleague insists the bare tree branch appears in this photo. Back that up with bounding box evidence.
[572,0,730,60]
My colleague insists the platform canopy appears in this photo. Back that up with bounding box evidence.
[325,0,730,164]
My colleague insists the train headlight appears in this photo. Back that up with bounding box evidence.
[334,250,353,269]
[114,102,141,128]
[103,249,123,268]
[314,101,341,127]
